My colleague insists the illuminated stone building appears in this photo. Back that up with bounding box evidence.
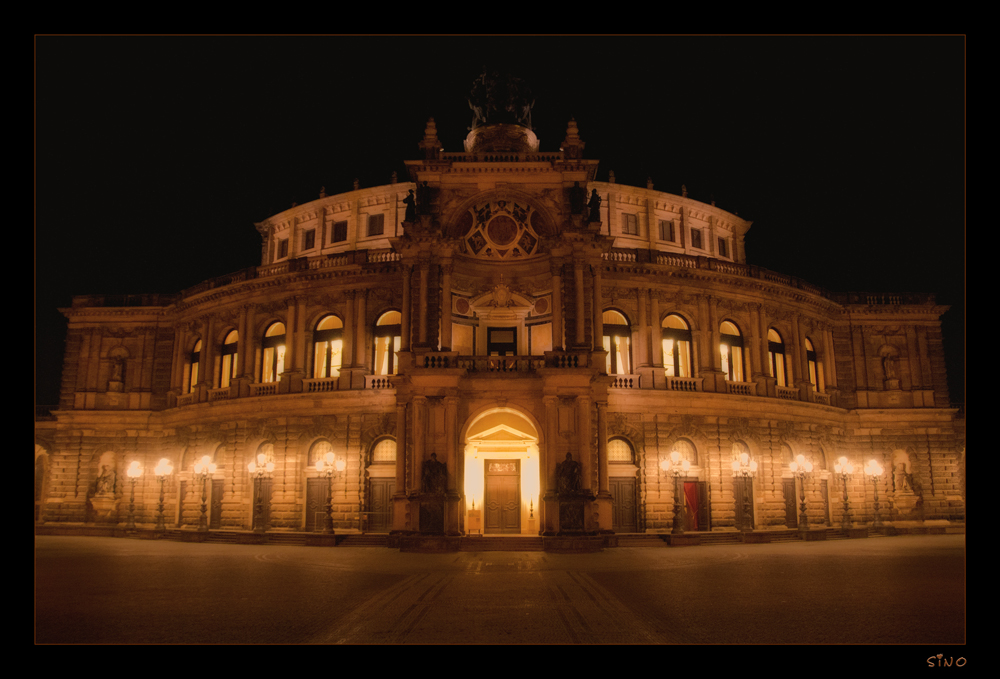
[34,77,964,544]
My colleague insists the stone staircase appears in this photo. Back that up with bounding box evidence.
[460,536,544,551]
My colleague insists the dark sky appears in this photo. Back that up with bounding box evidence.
[35,36,965,407]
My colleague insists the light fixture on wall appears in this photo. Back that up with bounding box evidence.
[660,451,690,534]
[194,455,216,533]
[864,459,885,530]
[731,452,757,533]
[834,456,855,531]
[154,458,173,532]
[125,461,143,531]
[789,454,814,531]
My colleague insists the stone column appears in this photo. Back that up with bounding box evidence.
[574,259,586,347]
[824,327,837,388]
[200,316,215,389]
[551,262,564,350]
[412,396,426,493]
[576,395,592,494]
[395,403,408,494]
[440,262,452,351]
[596,401,609,495]
[170,325,185,393]
[595,400,612,532]
[650,294,661,367]
[355,290,367,369]
[418,260,429,346]
[342,291,355,368]
[541,395,560,534]
[237,306,250,378]
[637,288,649,368]
[592,264,603,352]
[401,264,412,352]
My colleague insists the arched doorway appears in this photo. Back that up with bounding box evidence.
[463,409,540,535]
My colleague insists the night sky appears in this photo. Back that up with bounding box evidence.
[35,36,965,407]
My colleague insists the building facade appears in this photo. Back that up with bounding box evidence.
[35,86,965,541]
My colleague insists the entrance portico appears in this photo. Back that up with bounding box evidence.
[463,408,540,536]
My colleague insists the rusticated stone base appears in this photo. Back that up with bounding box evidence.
[543,536,603,553]
[664,534,701,547]
[399,535,461,553]
[739,531,771,543]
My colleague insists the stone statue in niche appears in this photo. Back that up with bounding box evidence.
[882,353,898,381]
[422,453,447,495]
[556,452,583,496]
[894,462,913,494]
[587,189,602,223]
[94,465,116,496]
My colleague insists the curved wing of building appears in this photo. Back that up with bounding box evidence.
[35,94,964,541]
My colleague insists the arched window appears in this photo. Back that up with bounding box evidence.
[313,315,343,379]
[371,437,397,464]
[719,321,745,382]
[262,323,286,383]
[768,329,787,387]
[309,439,334,468]
[805,336,823,392]
[220,331,238,388]
[672,438,698,466]
[602,310,632,375]
[187,339,201,393]
[607,437,634,463]
[662,314,692,378]
[373,311,401,376]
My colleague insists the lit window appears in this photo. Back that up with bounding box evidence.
[372,438,396,463]
[662,314,693,378]
[720,321,745,382]
[622,213,639,236]
[602,310,632,375]
[367,214,385,237]
[806,336,823,392]
[691,229,703,250]
[220,331,238,388]
[768,328,788,387]
[659,220,675,242]
[332,221,348,243]
[673,438,698,466]
[373,311,401,376]
[187,340,201,393]
[262,323,286,383]
[313,315,343,378]
[607,437,634,463]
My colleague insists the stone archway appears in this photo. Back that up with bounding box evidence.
[463,408,540,535]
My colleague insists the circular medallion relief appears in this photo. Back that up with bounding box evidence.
[455,298,470,315]
[487,216,518,246]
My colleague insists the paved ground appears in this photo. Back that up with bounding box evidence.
[35,534,965,645]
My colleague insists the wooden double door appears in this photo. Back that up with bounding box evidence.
[484,460,520,534]
[368,477,395,532]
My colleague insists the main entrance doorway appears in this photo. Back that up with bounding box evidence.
[484,459,520,533]
[464,408,540,536]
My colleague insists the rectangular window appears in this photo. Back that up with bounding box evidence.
[367,214,385,237]
[622,213,639,236]
[659,220,675,242]
[277,239,288,259]
[718,237,728,258]
[304,229,316,251]
[691,229,703,250]
[332,221,348,243]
